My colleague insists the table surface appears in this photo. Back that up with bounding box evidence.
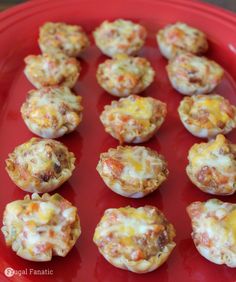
[0,0,236,12]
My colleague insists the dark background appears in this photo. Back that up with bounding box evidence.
[0,0,236,12]
[203,0,236,11]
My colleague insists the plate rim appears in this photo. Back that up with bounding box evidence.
[0,0,236,281]
[0,0,236,29]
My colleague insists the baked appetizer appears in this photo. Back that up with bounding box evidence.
[5,138,75,193]
[187,199,236,267]
[21,86,83,139]
[97,145,168,198]
[186,134,236,195]
[24,53,80,89]
[157,22,208,60]
[39,22,90,57]
[178,94,236,138]
[1,193,81,261]
[96,54,155,97]
[167,53,224,95]
[100,95,167,144]
[93,206,176,273]
[93,19,147,57]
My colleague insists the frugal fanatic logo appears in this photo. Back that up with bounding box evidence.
[4,267,53,277]
[4,267,15,277]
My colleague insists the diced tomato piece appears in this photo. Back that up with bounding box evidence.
[121,115,131,122]
[220,101,234,118]
[103,158,124,177]
[127,32,135,42]
[153,224,164,234]
[108,212,118,223]
[215,170,228,184]
[49,229,55,238]
[18,166,30,181]
[131,249,144,261]
[118,44,128,49]
[198,232,212,247]
[36,243,52,253]
[31,202,39,212]
[167,28,184,42]
[118,75,124,82]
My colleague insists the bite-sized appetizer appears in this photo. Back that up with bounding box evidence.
[97,146,168,198]
[178,94,236,138]
[21,86,83,139]
[93,205,176,273]
[186,135,236,195]
[93,19,147,57]
[100,95,167,144]
[24,53,80,89]
[1,193,81,261]
[157,22,208,60]
[167,53,224,95]
[187,199,236,267]
[39,22,90,57]
[5,138,75,193]
[96,54,155,97]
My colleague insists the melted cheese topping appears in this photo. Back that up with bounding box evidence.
[193,98,229,125]
[165,23,205,46]
[94,207,159,242]
[97,54,154,96]
[225,210,236,241]
[110,96,153,120]
[94,205,176,266]
[39,22,89,57]
[110,54,147,76]
[157,22,208,59]
[190,199,236,249]
[8,200,58,224]
[7,138,74,181]
[186,95,233,128]
[167,53,224,95]
[125,149,143,173]
[100,95,166,144]
[2,193,80,260]
[104,54,152,85]
[21,87,82,133]
[189,134,232,169]
[19,141,60,175]
[96,216,153,240]
[32,107,59,127]
[122,146,164,180]
[24,53,80,89]
[93,19,146,56]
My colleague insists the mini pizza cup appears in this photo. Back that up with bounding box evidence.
[157,22,208,60]
[93,206,176,273]
[186,134,236,195]
[97,145,169,198]
[100,95,167,144]
[167,53,224,95]
[187,199,236,267]
[1,193,81,261]
[21,86,83,139]
[24,53,80,89]
[5,138,75,193]
[93,19,147,57]
[39,22,90,57]
[96,54,155,97]
[178,94,236,139]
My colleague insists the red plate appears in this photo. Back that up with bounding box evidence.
[1,0,236,281]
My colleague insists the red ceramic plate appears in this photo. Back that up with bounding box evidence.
[1,0,236,281]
